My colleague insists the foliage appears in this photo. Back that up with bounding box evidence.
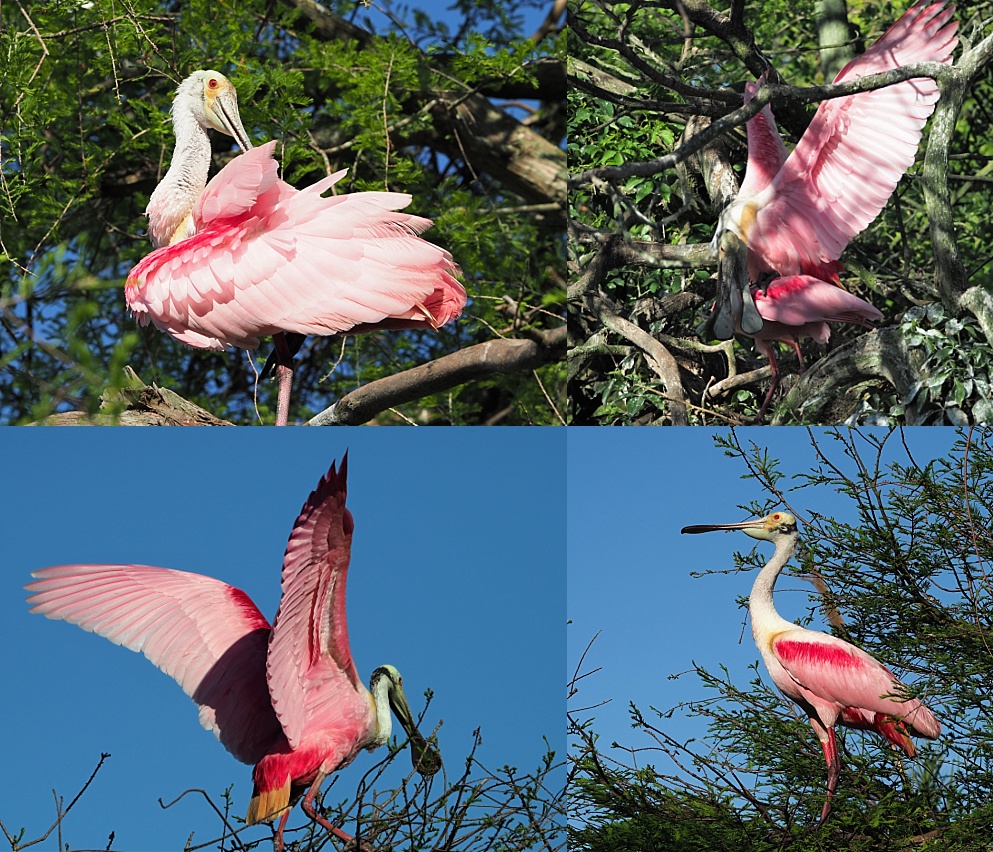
[0,0,565,425]
[568,0,993,425]
[569,427,993,850]
[5,723,565,851]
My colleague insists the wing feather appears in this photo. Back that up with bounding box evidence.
[26,565,282,764]
[265,456,371,750]
[745,1,957,275]
[126,144,465,349]
[773,631,940,737]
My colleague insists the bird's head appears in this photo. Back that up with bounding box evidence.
[681,511,798,542]
[176,70,252,152]
[369,664,442,777]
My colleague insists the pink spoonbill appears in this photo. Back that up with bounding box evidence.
[126,71,466,425]
[26,454,441,851]
[706,1,957,412]
[681,511,939,823]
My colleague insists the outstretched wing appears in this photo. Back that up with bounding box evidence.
[747,0,957,274]
[126,141,465,350]
[736,74,789,201]
[266,454,372,750]
[26,565,282,765]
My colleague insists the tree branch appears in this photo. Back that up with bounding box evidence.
[569,63,957,187]
[774,327,925,424]
[922,25,993,316]
[281,0,565,207]
[308,327,565,425]
[39,368,234,425]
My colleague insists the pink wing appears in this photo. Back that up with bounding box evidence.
[126,141,466,350]
[746,0,957,275]
[737,74,789,200]
[774,631,940,737]
[25,565,282,765]
[754,275,883,327]
[266,455,372,750]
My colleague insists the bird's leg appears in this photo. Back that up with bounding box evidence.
[790,339,807,374]
[274,807,292,852]
[273,332,294,427]
[755,341,781,423]
[299,770,366,847]
[815,724,840,825]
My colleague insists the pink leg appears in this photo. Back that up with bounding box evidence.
[790,339,807,374]
[274,807,291,852]
[300,770,358,846]
[814,723,840,824]
[273,332,293,427]
[755,342,781,423]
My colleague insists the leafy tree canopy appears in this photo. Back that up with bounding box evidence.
[1,0,566,424]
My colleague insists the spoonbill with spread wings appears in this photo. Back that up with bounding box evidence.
[706,1,957,416]
[26,454,441,850]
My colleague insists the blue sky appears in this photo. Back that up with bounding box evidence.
[567,427,966,792]
[2,428,564,851]
[4,424,970,848]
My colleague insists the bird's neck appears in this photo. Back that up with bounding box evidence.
[749,535,799,638]
[370,676,393,748]
[146,107,213,247]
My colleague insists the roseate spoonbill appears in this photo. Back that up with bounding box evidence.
[705,1,957,412]
[126,71,466,425]
[681,511,939,822]
[26,455,441,851]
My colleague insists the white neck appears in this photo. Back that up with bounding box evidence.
[749,533,800,636]
[146,100,213,247]
[370,674,393,747]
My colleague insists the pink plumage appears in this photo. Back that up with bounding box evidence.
[127,141,465,350]
[726,0,958,282]
[26,455,438,852]
[708,3,957,417]
[682,511,940,823]
[25,564,279,764]
[126,71,466,424]
[773,632,940,741]
[751,274,883,347]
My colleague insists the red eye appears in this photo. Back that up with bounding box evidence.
[208,78,219,89]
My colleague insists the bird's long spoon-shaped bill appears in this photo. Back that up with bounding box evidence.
[682,512,797,541]
[389,682,442,777]
[717,229,764,337]
[681,519,767,535]
[205,78,252,152]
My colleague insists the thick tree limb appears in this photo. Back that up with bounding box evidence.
[417,95,565,208]
[568,230,711,302]
[921,25,993,315]
[308,327,565,425]
[773,327,925,424]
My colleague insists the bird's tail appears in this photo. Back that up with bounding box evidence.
[246,778,292,825]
